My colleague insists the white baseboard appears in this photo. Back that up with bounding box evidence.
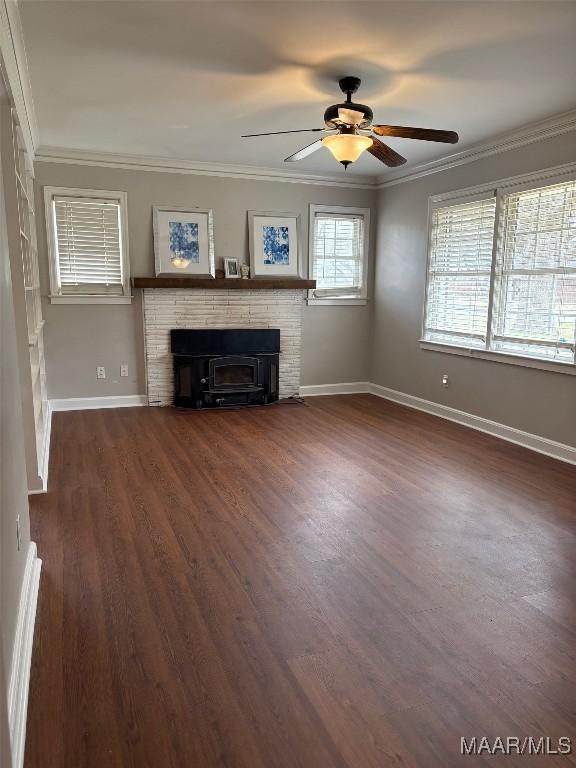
[299,382,370,396]
[50,394,147,411]
[367,383,576,465]
[298,381,576,465]
[8,543,42,768]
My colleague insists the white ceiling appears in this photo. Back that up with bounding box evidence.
[19,0,576,179]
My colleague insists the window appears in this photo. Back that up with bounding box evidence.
[422,167,576,372]
[44,187,130,303]
[424,195,496,347]
[492,181,576,364]
[308,204,369,303]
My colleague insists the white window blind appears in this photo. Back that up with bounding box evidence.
[53,195,124,295]
[492,180,576,363]
[424,195,496,347]
[312,213,365,298]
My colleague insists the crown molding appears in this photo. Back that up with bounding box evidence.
[34,146,379,189]
[33,108,576,191]
[0,0,39,157]
[376,109,576,189]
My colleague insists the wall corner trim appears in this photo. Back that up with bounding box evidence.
[50,394,147,411]
[38,402,52,489]
[8,542,42,768]
[28,402,52,495]
[299,382,576,465]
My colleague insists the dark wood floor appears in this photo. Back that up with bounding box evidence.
[26,395,576,768]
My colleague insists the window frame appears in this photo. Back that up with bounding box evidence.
[307,203,370,306]
[44,186,131,304]
[420,162,576,376]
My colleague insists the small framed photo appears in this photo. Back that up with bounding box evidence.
[153,206,215,277]
[224,257,240,278]
[248,211,300,278]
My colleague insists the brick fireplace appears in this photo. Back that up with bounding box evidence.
[141,287,305,406]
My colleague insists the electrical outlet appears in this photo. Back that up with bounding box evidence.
[16,514,21,551]
[442,374,449,388]
[96,366,106,379]
[120,364,129,377]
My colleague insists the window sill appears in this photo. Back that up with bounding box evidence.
[49,295,133,305]
[420,340,576,376]
[306,297,368,306]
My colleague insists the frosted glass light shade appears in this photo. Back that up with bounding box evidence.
[322,134,372,166]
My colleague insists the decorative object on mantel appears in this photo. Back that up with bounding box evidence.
[240,263,250,279]
[153,205,215,277]
[224,257,240,278]
[248,211,301,279]
[133,277,315,290]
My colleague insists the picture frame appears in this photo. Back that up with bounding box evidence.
[224,257,240,278]
[153,206,215,277]
[248,211,301,278]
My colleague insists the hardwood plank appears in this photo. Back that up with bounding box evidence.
[26,395,576,767]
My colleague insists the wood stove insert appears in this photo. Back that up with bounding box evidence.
[171,328,280,409]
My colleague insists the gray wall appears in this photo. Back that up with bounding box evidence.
[372,131,576,447]
[33,162,376,398]
[34,135,576,446]
[0,101,32,718]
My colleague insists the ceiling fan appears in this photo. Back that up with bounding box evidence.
[242,76,459,169]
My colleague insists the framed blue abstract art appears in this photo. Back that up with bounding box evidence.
[153,206,215,277]
[248,211,300,278]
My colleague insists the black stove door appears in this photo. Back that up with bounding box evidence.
[209,356,261,390]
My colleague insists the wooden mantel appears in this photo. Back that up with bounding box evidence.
[133,277,315,290]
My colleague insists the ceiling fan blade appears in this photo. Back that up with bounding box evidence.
[373,125,459,144]
[241,128,325,138]
[367,138,407,167]
[284,140,324,162]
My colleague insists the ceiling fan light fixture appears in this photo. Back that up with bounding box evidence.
[241,76,458,169]
[322,133,373,168]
